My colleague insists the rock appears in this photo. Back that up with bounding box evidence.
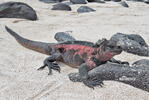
[62,1,74,5]
[143,0,149,4]
[69,60,149,91]
[126,0,143,2]
[87,0,105,3]
[39,0,63,3]
[132,59,149,71]
[95,0,106,3]
[87,0,95,2]
[51,3,71,11]
[70,0,87,4]
[104,0,111,1]
[110,33,149,56]
[54,32,76,42]
[112,0,121,2]
[77,6,96,13]
[120,1,129,7]
[0,2,37,20]
[54,31,95,46]
[133,59,149,66]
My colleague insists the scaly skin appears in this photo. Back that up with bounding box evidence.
[5,26,122,85]
[54,32,129,88]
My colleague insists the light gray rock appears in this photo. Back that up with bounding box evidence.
[77,6,96,13]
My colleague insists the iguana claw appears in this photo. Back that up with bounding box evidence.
[37,57,60,75]
[68,72,104,88]
[83,77,104,89]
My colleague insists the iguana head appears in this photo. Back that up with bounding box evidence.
[101,39,122,54]
[96,39,122,61]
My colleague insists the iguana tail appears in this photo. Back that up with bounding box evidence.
[5,26,53,55]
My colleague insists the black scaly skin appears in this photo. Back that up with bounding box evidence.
[54,32,129,65]
[54,32,129,88]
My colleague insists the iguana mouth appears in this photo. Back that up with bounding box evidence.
[113,48,122,54]
[107,45,122,55]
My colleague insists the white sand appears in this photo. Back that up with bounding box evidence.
[0,0,149,99]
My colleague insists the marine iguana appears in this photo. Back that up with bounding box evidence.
[57,32,149,88]
[5,26,122,86]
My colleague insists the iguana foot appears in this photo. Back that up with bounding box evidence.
[68,73,83,82]
[68,73,104,89]
[83,77,104,89]
[37,57,60,75]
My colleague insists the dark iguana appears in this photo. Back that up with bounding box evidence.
[55,32,149,88]
[5,26,122,86]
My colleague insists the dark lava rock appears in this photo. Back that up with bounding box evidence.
[87,0,105,3]
[120,1,129,7]
[143,0,149,4]
[39,0,63,3]
[51,3,71,11]
[112,0,121,2]
[54,32,95,46]
[87,0,95,2]
[0,2,37,20]
[95,0,106,3]
[70,0,87,4]
[55,32,76,42]
[126,0,143,2]
[62,1,74,5]
[110,33,149,56]
[104,0,111,1]
[68,58,149,91]
[114,33,148,46]
[132,59,149,70]
[133,59,149,66]
[77,6,96,13]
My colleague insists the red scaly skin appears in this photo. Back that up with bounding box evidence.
[53,44,95,67]
[95,45,118,61]
[52,44,119,69]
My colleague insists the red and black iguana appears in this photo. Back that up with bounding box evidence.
[5,26,122,87]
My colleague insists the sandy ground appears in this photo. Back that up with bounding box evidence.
[0,0,149,100]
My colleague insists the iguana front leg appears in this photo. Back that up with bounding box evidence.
[79,63,104,88]
[69,62,103,88]
[79,63,89,79]
[38,53,61,75]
